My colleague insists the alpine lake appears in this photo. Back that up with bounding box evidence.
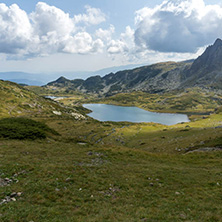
[83,103,189,125]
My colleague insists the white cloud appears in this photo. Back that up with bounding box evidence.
[0,0,221,66]
[107,26,134,55]
[63,32,104,54]
[31,2,75,37]
[134,0,222,53]
[0,3,34,54]
[107,40,128,54]
[74,5,106,26]
[0,2,106,58]
[95,25,115,42]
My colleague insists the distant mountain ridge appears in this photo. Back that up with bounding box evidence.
[47,61,190,95]
[0,64,145,86]
[46,39,222,95]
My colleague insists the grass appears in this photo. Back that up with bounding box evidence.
[1,82,222,221]
[87,88,222,115]
[0,80,71,119]
[1,113,221,221]
[26,85,95,105]
[0,139,222,221]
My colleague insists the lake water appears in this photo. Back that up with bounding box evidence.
[83,104,189,125]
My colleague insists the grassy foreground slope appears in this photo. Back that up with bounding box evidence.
[1,138,222,221]
[1,82,222,221]
[1,113,222,221]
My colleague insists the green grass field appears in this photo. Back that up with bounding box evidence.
[0,112,222,221]
[1,139,222,221]
[1,84,222,221]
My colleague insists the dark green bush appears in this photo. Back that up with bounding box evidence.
[0,117,59,140]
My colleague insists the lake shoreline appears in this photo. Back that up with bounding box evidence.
[83,103,190,126]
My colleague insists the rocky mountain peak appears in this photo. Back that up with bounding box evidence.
[56,76,68,83]
[189,38,222,75]
[47,76,69,86]
[213,38,222,47]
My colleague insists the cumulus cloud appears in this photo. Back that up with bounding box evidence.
[1,0,221,64]
[74,5,106,26]
[0,2,106,58]
[95,25,115,42]
[63,32,104,54]
[0,3,34,54]
[107,40,128,54]
[107,26,135,55]
[134,0,222,53]
[31,2,75,37]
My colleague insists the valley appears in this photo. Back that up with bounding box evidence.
[1,39,222,221]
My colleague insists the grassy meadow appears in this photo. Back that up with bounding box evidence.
[1,86,222,221]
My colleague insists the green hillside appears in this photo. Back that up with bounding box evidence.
[0,80,86,119]
[92,88,222,114]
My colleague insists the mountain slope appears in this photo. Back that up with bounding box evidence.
[182,38,222,89]
[46,39,222,95]
[47,61,191,95]
[0,80,85,119]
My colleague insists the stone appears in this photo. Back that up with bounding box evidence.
[5,196,11,202]
[17,192,22,197]
[10,192,17,198]
[53,111,62,115]
[65,177,71,182]
[0,199,7,205]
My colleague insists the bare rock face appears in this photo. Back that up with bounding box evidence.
[191,38,222,74]
[182,38,222,89]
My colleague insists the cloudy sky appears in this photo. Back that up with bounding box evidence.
[0,0,222,74]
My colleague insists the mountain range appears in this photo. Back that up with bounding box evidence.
[47,39,222,96]
[0,64,145,86]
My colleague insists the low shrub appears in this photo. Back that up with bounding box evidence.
[0,117,59,140]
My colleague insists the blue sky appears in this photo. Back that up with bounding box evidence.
[0,0,222,75]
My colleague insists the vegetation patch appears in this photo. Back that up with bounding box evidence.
[89,88,222,114]
[0,117,59,140]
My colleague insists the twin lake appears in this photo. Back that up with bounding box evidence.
[83,104,189,126]
[46,96,189,125]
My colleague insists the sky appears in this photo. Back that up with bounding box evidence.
[0,0,222,74]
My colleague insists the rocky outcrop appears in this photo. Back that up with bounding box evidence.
[182,38,222,89]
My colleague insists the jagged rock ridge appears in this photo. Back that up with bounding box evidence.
[46,39,222,95]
